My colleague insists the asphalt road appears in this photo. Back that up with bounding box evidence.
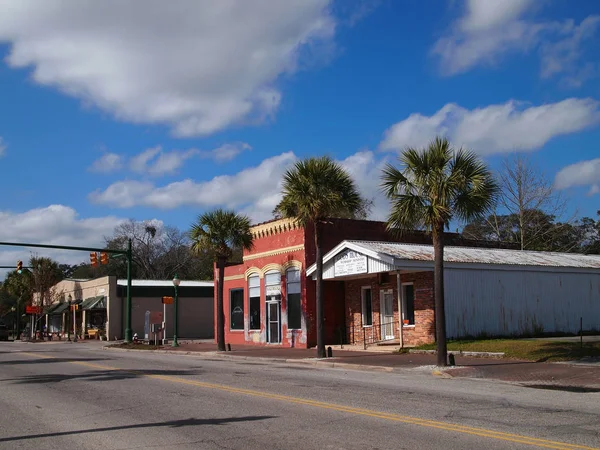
[0,341,598,450]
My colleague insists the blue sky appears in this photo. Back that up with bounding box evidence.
[1,0,600,267]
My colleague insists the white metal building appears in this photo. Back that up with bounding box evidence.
[307,241,600,344]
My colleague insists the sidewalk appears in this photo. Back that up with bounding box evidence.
[107,341,600,391]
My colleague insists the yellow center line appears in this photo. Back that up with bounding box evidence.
[18,352,598,450]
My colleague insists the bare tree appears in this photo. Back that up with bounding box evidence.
[30,257,63,308]
[464,153,575,251]
[100,219,213,280]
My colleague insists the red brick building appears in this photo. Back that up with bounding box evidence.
[218,217,504,349]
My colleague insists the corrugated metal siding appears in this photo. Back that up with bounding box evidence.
[321,255,395,279]
[445,268,600,338]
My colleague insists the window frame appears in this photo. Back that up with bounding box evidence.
[361,286,373,327]
[401,282,415,327]
[248,274,261,331]
[229,288,245,331]
[286,268,302,330]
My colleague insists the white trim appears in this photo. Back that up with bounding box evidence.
[306,241,395,276]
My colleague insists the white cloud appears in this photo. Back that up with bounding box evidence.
[129,146,199,176]
[89,152,122,173]
[540,16,600,87]
[459,0,534,32]
[379,98,600,155]
[432,0,599,84]
[200,142,252,163]
[0,137,6,157]
[87,148,395,223]
[554,158,600,196]
[0,0,335,137]
[89,152,298,216]
[0,205,126,277]
[339,150,389,220]
[432,0,549,75]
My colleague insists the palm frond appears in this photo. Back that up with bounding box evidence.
[381,136,496,234]
[274,156,364,224]
[189,209,253,261]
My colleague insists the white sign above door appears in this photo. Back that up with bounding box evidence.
[334,249,368,277]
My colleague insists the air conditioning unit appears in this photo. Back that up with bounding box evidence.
[378,273,390,285]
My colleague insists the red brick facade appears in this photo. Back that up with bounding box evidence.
[218,218,461,349]
[344,271,435,347]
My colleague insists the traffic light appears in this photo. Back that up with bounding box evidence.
[100,252,109,265]
[90,252,98,267]
[16,260,22,274]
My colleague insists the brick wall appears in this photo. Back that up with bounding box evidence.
[221,222,309,348]
[344,271,435,347]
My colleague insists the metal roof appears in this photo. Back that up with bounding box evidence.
[116,279,213,287]
[348,241,600,269]
[307,240,600,275]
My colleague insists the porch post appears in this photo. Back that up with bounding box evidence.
[396,272,404,349]
[82,310,87,340]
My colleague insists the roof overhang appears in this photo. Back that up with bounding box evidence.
[306,240,433,280]
[306,239,600,280]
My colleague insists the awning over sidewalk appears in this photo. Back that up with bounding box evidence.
[49,302,69,315]
[43,303,62,315]
[81,296,106,310]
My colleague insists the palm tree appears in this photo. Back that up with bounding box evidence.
[274,156,363,358]
[381,137,498,366]
[189,209,253,351]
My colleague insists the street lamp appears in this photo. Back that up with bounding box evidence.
[172,274,180,347]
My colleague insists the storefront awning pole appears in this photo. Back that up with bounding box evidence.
[396,272,404,349]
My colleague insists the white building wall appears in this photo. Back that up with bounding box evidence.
[444,268,600,338]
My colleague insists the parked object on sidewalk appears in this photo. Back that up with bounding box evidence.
[0,323,9,341]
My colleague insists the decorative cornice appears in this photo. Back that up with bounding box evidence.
[250,218,302,239]
[223,274,245,281]
[243,244,304,261]
[244,267,262,279]
[282,260,303,271]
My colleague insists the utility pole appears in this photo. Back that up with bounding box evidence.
[125,238,133,343]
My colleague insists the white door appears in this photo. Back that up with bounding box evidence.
[380,289,395,340]
[266,301,281,344]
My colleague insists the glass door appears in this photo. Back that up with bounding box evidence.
[380,289,395,340]
[267,301,281,344]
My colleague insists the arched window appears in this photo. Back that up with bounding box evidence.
[248,274,260,330]
[264,270,281,301]
[286,268,301,330]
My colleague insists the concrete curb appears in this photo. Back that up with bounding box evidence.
[409,349,505,358]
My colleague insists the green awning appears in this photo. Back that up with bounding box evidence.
[81,296,106,310]
[51,302,70,314]
[43,303,61,315]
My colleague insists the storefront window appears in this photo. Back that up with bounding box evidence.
[248,275,260,330]
[286,268,301,330]
[402,283,415,325]
[230,289,244,330]
[265,271,281,298]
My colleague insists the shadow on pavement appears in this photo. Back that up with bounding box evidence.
[0,416,276,443]
[2,368,204,385]
[0,358,110,365]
